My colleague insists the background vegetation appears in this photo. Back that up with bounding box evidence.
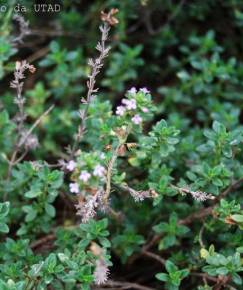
[0,0,243,289]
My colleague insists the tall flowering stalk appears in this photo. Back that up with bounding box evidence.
[7,61,36,179]
[11,61,36,134]
[70,9,118,157]
[5,60,53,192]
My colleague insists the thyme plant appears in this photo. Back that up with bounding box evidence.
[0,2,243,290]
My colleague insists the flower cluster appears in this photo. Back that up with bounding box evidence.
[75,189,105,222]
[94,258,110,285]
[115,87,152,125]
[177,186,216,202]
[10,60,36,111]
[190,190,215,202]
[67,153,106,194]
[66,152,107,222]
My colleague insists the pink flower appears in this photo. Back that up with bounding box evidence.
[116,105,126,116]
[140,87,150,94]
[69,183,79,193]
[79,170,91,182]
[93,164,106,177]
[142,107,149,113]
[127,87,137,94]
[66,160,77,171]
[121,98,129,105]
[132,114,142,125]
[127,99,137,110]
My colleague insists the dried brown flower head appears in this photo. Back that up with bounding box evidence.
[126,143,137,150]
[104,144,112,151]
[101,8,119,26]
[150,189,159,198]
[90,242,103,256]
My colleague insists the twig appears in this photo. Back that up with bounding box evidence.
[178,206,213,225]
[6,105,54,182]
[11,149,28,165]
[142,178,243,251]
[215,177,243,201]
[30,233,55,249]
[30,28,84,38]
[104,127,131,203]
[198,224,205,248]
[104,144,120,202]
[171,184,215,202]
[190,272,218,283]
[5,61,37,195]
[179,177,243,225]
[27,46,50,63]
[18,104,54,148]
[142,250,165,265]
[191,273,234,289]
[115,183,152,202]
[143,0,186,35]
[30,224,79,250]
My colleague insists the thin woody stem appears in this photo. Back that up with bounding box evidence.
[18,104,54,148]
[104,126,131,203]
[6,105,54,178]
[104,144,120,202]
[171,184,215,201]
[70,22,111,158]
[142,178,243,251]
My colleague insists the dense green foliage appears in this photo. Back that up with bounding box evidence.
[0,1,243,289]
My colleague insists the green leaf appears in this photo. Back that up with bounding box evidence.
[236,247,243,253]
[153,222,168,233]
[156,273,168,282]
[212,121,226,134]
[216,267,228,275]
[45,253,57,273]
[26,212,37,222]
[25,208,37,222]
[29,262,44,277]
[222,146,232,158]
[99,237,111,248]
[57,253,69,263]
[25,189,42,198]
[232,273,242,285]
[45,203,56,217]
[0,223,9,233]
[180,269,189,279]
[231,214,243,223]
[48,170,63,189]
[0,202,10,219]
[212,178,223,187]
[162,235,176,248]
[165,260,178,273]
